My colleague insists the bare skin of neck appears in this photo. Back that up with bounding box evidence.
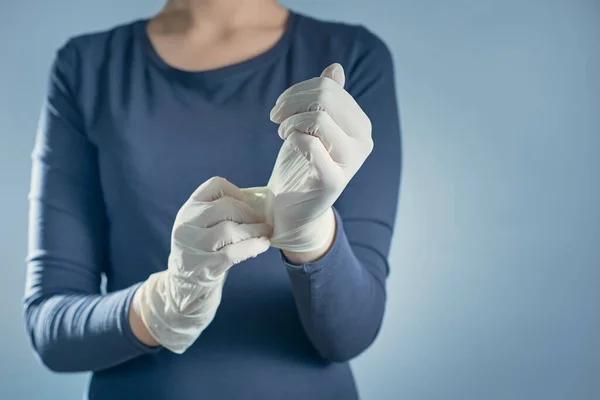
[148,0,289,72]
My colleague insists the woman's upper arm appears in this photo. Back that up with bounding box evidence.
[25,41,107,307]
[334,27,402,281]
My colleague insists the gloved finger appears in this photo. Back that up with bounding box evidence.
[172,220,272,253]
[274,64,345,104]
[285,131,345,195]
[277,111,351,164]
[176,196,266,230]
[188,176,246,203]
[320,63,345,87]
[240,187,271,217]
[218,236,271,266]
[207,221,273,251]
[270,88,371,142]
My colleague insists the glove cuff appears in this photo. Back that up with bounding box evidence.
[136,271,223,354]
[270,207,336,253]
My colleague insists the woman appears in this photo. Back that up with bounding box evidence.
[24,0,401,398]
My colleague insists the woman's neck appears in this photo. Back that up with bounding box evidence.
[158,0,285,33]
[148,0,289,72]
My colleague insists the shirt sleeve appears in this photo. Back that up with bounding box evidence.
[284,27,401,362]
[24,41,159,373]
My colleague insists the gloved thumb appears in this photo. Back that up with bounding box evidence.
[320,63,345,88]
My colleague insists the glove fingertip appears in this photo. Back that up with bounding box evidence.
[320,63,345,87]
[270,104,283,123]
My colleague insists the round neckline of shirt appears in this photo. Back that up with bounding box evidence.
[135,10,299,82]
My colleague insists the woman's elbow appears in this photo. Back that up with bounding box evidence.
[318,346,361,363]
[24,300,75,373]
[32,342,77,373]
[315,326,383,363]
[316,339,371,363]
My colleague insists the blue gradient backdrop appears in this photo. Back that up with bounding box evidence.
[1,1,599,399]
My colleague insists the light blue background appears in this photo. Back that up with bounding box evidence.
[1,1,599,399]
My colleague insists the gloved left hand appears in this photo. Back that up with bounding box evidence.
[254,63,374,252]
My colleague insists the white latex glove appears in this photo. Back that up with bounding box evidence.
[245,63,373,252]
[134,177,272,354]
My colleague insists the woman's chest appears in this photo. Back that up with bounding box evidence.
[89,96,283,219]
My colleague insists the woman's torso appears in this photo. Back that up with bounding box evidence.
[72,12,366,399]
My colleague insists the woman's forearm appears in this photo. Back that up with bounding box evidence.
[284,209,389,363]
[25,284,160,373]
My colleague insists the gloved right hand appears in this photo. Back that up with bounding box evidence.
[133,177,272,354]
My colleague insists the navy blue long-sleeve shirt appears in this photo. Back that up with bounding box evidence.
[25,10,401,400]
